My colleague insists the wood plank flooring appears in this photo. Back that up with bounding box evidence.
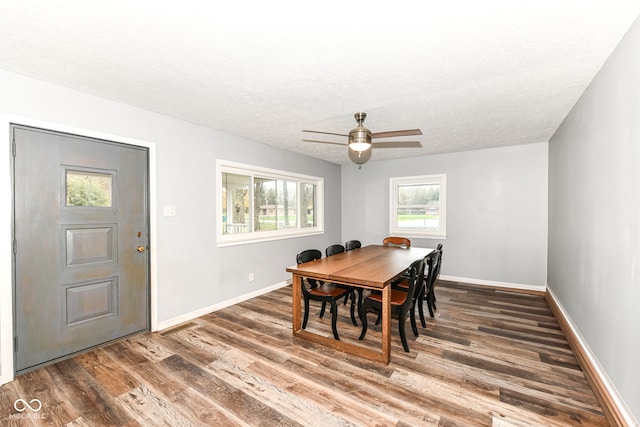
[0,281,608,426]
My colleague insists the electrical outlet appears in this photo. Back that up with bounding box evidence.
[249,272,254,282]
[163,205,176,216]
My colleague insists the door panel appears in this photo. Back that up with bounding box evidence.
[64,225,117,266]
[13,125,149,373]
[65,278,118,325]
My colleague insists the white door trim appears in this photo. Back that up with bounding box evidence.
[0,114,158,385]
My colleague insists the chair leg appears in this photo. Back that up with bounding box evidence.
[330,301,340,340]
[427,290,435,317]
[399,312,410,352]
[319,301,327,318]
[418,297,427,327]
[302,297,310,330]
[358,305,369,341]
[410,306,419,337]
[349,292,358,326]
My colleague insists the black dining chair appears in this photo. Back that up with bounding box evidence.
[324,244,349,310]
[326,243,365,313]
[425,244,443,316]
[359,257,425,352]
[345,240,361,251]
[296,249,357,340]
[394,250,439,327]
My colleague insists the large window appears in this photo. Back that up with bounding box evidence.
[390,174,446,238]
[217,160,323,245]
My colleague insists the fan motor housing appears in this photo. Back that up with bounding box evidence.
[348,126,372,152]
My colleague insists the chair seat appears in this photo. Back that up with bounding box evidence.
[394,278,409,289]
[365,289,409,306]
[309,284,350,298]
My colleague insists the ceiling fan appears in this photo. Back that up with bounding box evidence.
[302,112,423,165]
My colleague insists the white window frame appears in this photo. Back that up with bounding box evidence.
[389,174,447,239]
[216,160,324,246]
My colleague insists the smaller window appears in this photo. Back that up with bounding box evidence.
[390,174,446,238]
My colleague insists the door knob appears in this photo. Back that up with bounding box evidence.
[136,246,146,252]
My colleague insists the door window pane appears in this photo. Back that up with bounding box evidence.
[66,170,113,207]
[222,173,250,234]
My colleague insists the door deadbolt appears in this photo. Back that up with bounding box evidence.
[136,246,146,252]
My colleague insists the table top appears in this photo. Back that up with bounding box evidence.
[287,245,434,289]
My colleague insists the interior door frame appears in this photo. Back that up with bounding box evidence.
[0,114,158,384]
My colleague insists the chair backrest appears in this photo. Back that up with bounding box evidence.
[345,240,361,251]
[422,250,439,297]
[326,244,345,257]
[296,249,323,291]
[383,236,411,248]
[297,249,322,265]
[433,245,443,280]
[403,257,426,308]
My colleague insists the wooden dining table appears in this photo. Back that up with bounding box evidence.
[287,244,434,364]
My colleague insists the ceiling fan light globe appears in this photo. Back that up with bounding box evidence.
[349,141,371,152]
[348,146,371,164]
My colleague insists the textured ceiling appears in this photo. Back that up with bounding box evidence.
[1,1,639,165]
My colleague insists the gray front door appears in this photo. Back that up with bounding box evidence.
[12,125,149,373]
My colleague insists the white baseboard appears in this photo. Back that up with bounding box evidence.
[546,286,638,427]
[439,274,547,293]
[156,281,290,332]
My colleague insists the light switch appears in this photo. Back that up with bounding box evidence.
[163,205,176,216]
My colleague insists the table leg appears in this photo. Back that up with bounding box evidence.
[381,284,391,364]
[292,274,302,333]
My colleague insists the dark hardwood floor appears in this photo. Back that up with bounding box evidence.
[0,281,608,426]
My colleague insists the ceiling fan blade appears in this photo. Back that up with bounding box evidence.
[372,141,423,149]
[371,129,423,139]
[302,130,349,138]
[302,139,347,146]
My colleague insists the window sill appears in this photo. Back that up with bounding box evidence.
[217,229,324,247]
[389,232,447,240]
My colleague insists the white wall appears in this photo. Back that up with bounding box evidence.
[341,142,548,289]
[0,69,342,383]
[548,17,640,423]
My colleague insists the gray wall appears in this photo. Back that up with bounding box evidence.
[341,142,548,288]
[0,69,342,326]
[548,17,640,421]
